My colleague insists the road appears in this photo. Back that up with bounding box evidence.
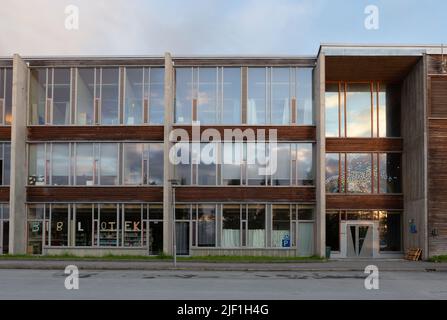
[0,269,446,299]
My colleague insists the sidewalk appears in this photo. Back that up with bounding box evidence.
[0,259,446,272]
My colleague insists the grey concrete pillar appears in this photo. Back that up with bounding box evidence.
[315,53,326,258]
[163,52,174,255]
[9,54,28,254]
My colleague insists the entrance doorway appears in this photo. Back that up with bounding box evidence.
[340,221,377,258]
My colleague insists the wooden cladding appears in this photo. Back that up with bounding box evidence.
[0,127,11,140]
[428,55,447,75]
[428,118,447,254]
[27,125,164,141]
[326,56,420,82]
[172,125,316,141]
[175,187,315,202]
[26,186,163,202]
[0,187,9,202]
[326,138,402,152]
[326,194,403,210]
[429,76,447,118]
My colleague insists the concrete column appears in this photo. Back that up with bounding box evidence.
[9,54,28,254]
[163,52,174,255]
[315,53,326,258]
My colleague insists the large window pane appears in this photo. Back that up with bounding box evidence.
[247,143,266,185]
[27,220,43,254]
[271,68,290,124]
[379,211,401,252]
[326,212,340,252]
[124,143,143,185]
[101,68,119,124]
[28,144,45,185]
[222,205,240,247]
[148,143,163,185]
[247,68,266,124]
[347,153,372,193]
[272,144,290,185]
[50,204,68,246]
[272,205,290,248]
[75,204,93,246]
[76,68,95,125]
[75,143,94,185]
[379,153,402,193]
[51,143,69,185]
[325,83,339,137]
[52,68,71,125]
[100,143,118,185]
[197,68,218,124]
[124,68,143,125]
[296,68,313,125]
[124,204,142,247]
[2,144,10,185]
[379,84,401,137]
[346,83,372,137]
[222,68,241,124]
[198,143,217,185]
[247,205,265,248]
[29,69,47,125]
[173,143,191,185]
[148,68,165,124]
[325,153,340,193]
[297,143,314,186]
[99,204,118,246]
[175,68,192,123]
[222,143,242,185]
[197,205,216,247]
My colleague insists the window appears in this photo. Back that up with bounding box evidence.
[247,68,267,125]
[99,143,118,185]
[247,204,265,248]
[76,68,95,125]
[379,211,401,252]
[271,68,290,124]
[148,204,163,254]
[123,143,143,185]
[326,212,340,252]
[100,68,119,124]
[75,143,94,185]
[197,143,217,185]
[0,68,12,125]
[296,68,313,125]
[247,143,267,185]
[326,153,402,194]
[272,144,290,186]
[28,144,45,185]
[99,204,118,246]
[52,69,71,125]
[124,68,144,125]
[0,204,10,254]
[222,142,242,185]
[173,143,191,185]
[75,204,93,246]
[272,205,290,247]
[29,69,48,125]
[296,143,314,186]
[123,204,143,247]
[325,81,401,138]
[50,204,69,247]
[175,67,241,124]
[123,143,163,186]
[51,143,70,185]
[148,68,165,124]
[147,143,163,185]
[197,205,216,247]
[222,205,241,248]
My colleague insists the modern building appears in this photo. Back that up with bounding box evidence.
[0,44,446,259]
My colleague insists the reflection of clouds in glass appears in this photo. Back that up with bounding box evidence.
[325,93,339,109]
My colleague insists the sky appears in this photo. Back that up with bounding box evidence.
[0,0,446,56]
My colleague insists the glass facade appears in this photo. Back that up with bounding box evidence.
[0,68,13,125]
[28,142,163,186]
[174,142,315,186]
[29,67,164,125]
[326,153,401,194]
[176,204,314,254]
[27,203,163,254]
[0,204,9,254]
[325,81,401,137]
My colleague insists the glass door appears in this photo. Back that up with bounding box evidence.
[347,224,373,257]
[176,221,190,255]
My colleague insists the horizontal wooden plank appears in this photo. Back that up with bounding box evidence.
[326,138,402,152]
[0,127,11,140]
[0,187,9,202]
[175,187,315,202]
[26,187,163,202]
[172,125,316,141]
[326,194,403,210]
[27,126,164,141]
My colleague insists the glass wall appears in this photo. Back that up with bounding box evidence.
[28,142,163,186]
[0,143,10,185]
[30,67,164,125]
[0,68,13,125]
[325,153,401,194]
[174,142,314,186]
[27,203,163,254]
[0,204,9,254]
[175,67,241,124]
[325,81,401,137]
